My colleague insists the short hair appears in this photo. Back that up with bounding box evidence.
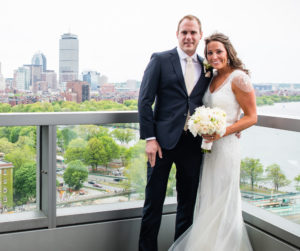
[177,15,202,33]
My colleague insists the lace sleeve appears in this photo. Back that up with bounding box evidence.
[232,72,253,92]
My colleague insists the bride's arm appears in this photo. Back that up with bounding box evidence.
[224,74,257,137]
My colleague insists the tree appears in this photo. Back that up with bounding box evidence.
[68,138,87,148]
[0,138,15,153]
[266,164,290,191]
[60,127,77,150]
[0,127,12,139]
[98,136,120,167]
[84,138,106,172]
[0,103,11,112]
[56,129,64,151]
[166,164,176,196]
[9,127,22,143]
[19,126,36,145]
[63,160,88,191]
[240,158,264,190]
[111,128,136,145]
[124,140,145,166]
[124,153,147,199]
[77,125,109,141]
[64,138,87,164]
[16,136,35,148]
[123,153,175,199]
[65,147,85,164]
[4,146,35,170]
[123,100,138,110]
[119,145,127,167]
[14,163,36,205]
[294,174,300,191]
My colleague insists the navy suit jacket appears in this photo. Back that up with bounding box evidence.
[138,48,211,150]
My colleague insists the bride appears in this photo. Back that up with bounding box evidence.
[169,33,257,251]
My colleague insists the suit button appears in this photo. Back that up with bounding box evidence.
[184,113,187,116]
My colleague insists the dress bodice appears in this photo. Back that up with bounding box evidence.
[203,69,252,126]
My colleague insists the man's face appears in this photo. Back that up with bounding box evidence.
[177,18,202,56]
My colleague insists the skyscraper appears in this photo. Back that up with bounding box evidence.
[0,62,5,90]
[14,66,31,91]
[82,70,101,90]
[31,52,47,72]
[59,33,79,89]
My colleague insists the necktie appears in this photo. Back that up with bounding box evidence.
[184,57,195,95]
[183,57,195,131]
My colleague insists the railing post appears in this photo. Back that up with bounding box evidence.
[37,125,57,228]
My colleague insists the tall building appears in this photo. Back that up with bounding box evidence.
[0,62,5,90]
[82,70,101,90]
[41,70,57,90]
[14,66,31,91]
[31,52,47,72]
[23,64,43,87]
[59,33,79,88]
[0,160,14,211]
[99,75,108,86]
[65,80,90,103]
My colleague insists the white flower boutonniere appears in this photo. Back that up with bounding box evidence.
[203,59,213,78]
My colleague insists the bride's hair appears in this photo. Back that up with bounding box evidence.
[204,33,249,75]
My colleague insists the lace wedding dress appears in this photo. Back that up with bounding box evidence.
[169,69,253,251]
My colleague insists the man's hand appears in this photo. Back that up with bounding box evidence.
[235,131,241,139]
[146,139,162,168]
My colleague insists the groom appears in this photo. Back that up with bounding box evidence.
[138,15,212,251]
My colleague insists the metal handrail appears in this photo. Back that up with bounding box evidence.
[0,111,299,132]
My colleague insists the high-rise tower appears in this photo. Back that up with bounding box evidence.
[31,52,47,72]
[59,33,79,89]
[0,62,5,90]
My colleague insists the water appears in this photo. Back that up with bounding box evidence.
[240,102,300,192]
[257,102,300,117]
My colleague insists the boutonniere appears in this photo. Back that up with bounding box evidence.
[203,59,213,78]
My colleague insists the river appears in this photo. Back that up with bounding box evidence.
[240,102,300,192]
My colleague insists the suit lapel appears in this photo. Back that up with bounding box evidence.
[190,55,209,95]
[170,49,187,94]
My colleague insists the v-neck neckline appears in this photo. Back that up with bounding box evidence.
[209,70,236,94]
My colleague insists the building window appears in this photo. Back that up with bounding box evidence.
[3,169,7,175]
[3,188,7,193]
[3,179,7,184]
[3,196,7,202]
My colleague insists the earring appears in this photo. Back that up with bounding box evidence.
[227,59,230,65]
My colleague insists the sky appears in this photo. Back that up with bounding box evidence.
[0,0,300,83]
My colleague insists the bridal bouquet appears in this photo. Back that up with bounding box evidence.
[188,106,227,153]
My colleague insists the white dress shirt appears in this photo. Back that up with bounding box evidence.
[176,46,202,90]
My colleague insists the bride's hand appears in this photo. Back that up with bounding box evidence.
[202,133,221,143]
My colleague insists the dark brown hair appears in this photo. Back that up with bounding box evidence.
[177,15,202,33]
[204,33,249,75]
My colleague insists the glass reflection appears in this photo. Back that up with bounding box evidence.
[240,126,300,224]
[0,126,37,214]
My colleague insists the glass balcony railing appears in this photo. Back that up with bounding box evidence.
[0,111,299,248]
[240,125,300,224]
[0,125,37,214]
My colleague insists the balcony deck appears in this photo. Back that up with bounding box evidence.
[0,111,299,251]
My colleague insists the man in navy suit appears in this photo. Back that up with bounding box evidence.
[138,15,212,251]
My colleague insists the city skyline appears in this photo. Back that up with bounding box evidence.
[1,0,300,83]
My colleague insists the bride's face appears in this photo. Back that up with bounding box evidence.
[206,41,228,70]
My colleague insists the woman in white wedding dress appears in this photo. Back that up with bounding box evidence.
[169,33,257,251]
